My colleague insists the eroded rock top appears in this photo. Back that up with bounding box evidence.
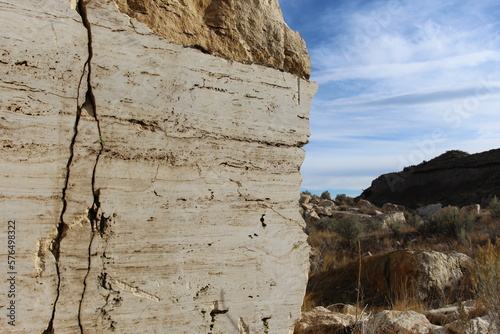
[113,0,311,78]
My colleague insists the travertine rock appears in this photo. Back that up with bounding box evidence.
[113,0,311,79]
[0,0,316,333]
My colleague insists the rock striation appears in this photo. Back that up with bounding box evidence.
[360,149,500,208]
[0,0,316,332]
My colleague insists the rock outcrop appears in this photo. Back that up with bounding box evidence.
[0,0,316,332]
[360,149,500,208]
[113,0,311,79]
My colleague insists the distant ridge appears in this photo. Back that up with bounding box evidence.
[359,148,500,208]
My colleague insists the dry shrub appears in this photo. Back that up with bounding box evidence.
[420,206,473,243]
[468,238,500,329]
[389,275,427,313]
[489,196,500,219]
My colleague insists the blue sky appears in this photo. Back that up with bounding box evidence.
[279,0,500,197]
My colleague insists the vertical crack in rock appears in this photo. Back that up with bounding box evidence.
[43,1,103,333]
[76,0,105,333]
[43,9,87,334]
[43,78,84,334]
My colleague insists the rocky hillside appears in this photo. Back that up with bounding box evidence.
[0,0,316,332]
[360,149,500,208]
[298,193,500,334]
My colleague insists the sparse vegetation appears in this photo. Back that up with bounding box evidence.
[386,219,402,237]
[320,190,331,200]
[303,193,500,326]
[404,210,421,227]
[468,238,500,330]
[315,217,336,232]
[334,193,355,206]
[420,206,473,243]
[489,196,500,219]
[331,216,363,245]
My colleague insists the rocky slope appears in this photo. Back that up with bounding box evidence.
[0,0,316,332]
[360,149,500,208]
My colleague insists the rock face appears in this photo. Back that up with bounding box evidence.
[0,0,316,333]
[113,0,311,79]
[360,149,500,208]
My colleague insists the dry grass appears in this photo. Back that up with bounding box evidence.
[303,204,500,316]
[468,238,500,329]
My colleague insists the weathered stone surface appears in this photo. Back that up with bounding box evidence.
[375,211,407,229]
[445,316,497,334]
[316,206,335,217]
[0,0,90,331]
[113,0,311,79]
[294,307,356,334]
[354,310,435,334]
[0,0,316,332]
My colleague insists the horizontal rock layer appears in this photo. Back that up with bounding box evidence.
[0,0,316,332]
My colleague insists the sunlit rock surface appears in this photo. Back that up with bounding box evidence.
[0,0,316,332]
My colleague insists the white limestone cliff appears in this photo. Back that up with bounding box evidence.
[0,0,317,332]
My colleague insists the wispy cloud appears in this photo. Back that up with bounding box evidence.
[280,0,500,195]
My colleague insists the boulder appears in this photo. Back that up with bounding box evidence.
[445,316,496,334]
[301,203,314,211]
[300,194,312,205]
[305,209,321,223]
[316,206,334,217]
[382,203,406,212]
[318,199,335,207]
[357,199,376,209]
[294,307,356,334]
[354,310,436,334]
[417,204,443,218]
[376,211,407,229]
